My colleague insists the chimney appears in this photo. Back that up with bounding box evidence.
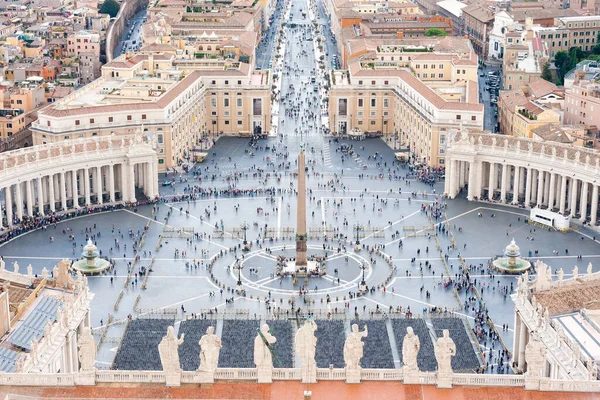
[574,70,586,85]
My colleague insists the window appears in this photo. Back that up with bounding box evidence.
[238,120,243,125]
[358,80,363,85]
[370,98,376,107]
[75,120,80,126]
[157,134,164,144]
[384,80,389,85]
[253,99,262,116]
[225,80,229,85]
[211,80,216,84]
[456,115,461,120]
[439,74,443,78]
[358,99,364,107]
[109,117,113,122]
[338,99,348,116]
[439,64,443,69]
[370,120,376,125]
[142,114,146,120]
[238,80,242,85]
[224,120,230,125]
[358,120,363,125]
[224,98,230,107]
[127,115,132,121]
[371,80,376,85]
[471,116,476,121]
[383,98,389,108]
[423,73,428,78]
[90,118,94,124]
[370,111,376,117]
[211,98,217,108]
[237,98,243,107]
[47,121,51,127]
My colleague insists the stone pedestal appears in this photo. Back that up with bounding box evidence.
[301,365,317,384]
[403,368,420,384]
[165,372,181,387]
[197,370,215,384]
[257,367,273,383]
[345,367,361,384]
[436,373,453,389]
[524,377,541,390]
[77,371,96,386]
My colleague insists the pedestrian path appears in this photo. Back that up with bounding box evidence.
[352,153,375,169]
[322,140,332,167]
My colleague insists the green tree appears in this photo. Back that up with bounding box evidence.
[99,0,120,17]
[424,28,447,37]
[541,62,553,82]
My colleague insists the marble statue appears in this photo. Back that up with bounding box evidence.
[27,265,32,277]
[344,324,368,370]
[198,326,221,372]
[30,339,39,363]
[295,320,317,382]
[402,327,420,372]
[434,330,456,375]
[524,333,546,378]
[531,295,537,310]
[78,327,96,372]
[588,361,598,380]
[254,324,276,370]
[543,308,550,328]
[14,355,25,373]
[12,261,18,274]
[158,326,184,374]
[41,267,48,280]
[558,268,564,283]
[588,263,594,280]
[573,265,579,280]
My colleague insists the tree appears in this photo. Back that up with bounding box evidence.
[541,62,553,82]
[99,0,120,18]
[424,28,447,37]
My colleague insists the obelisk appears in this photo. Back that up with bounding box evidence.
[295,149,307,267]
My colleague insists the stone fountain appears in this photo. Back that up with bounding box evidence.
[71,239,112,275]
[492,239,531,274]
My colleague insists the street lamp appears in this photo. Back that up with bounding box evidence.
[359,262,368,294]
[241,221,250,251]
[353,223,363,245]
[235,258,244,293]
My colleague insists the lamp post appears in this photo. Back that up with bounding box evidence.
[359,262,367,294]
[353,223,363,245]
[241,221,250,251]
[235,258,244,293]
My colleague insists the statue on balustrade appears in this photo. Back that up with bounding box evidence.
[402,326,420,372]
[295,320,317,371]
[159,326,184,374]
[434,330,456,376]
[78,327,97,372]
[254,324,277,370]
[344,324,368,370]
[524,333,545,378]
[198,326,221,372]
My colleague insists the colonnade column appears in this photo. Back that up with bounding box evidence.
[512,166,521,204]
[108,165,116,203]
[548,173,556,211]
[488,162,495,200]
[559,175,567,214]
[518,321,528,371]
[25,181,33,217]
[524,167,532,207]
[72,169,80,209]
[60,172,67,211]
[37,177,44,216]
[5,186,12,227]
[15,183,23,220]
[500,163,508,202]
[570,177,579,217]
[128,163,136,203]
[96,166,103,205]
[536,171,544,208]
[467,161,476,200]
[48,174,55,212]
[120,164,128,202]
[84,168,91,206]
[580,181,589,222]
[591,185,599,225]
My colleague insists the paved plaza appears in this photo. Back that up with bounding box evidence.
[2,0,600,374]
[2,135,600,371]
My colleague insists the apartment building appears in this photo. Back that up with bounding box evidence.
[328,60,483,167]
[462,4,495,59]
[512,100,561,138]
[564,76,600,128]
[31,53,271,169]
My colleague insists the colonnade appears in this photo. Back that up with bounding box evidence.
[445,132,600,226]
[0,135,159,230]
[1,162,157,228]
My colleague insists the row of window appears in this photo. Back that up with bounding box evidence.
[356,98,390,108]
[210,80,243,85]
[414,64,446,69]
[416,73,445,79]
[71,114,147,126]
